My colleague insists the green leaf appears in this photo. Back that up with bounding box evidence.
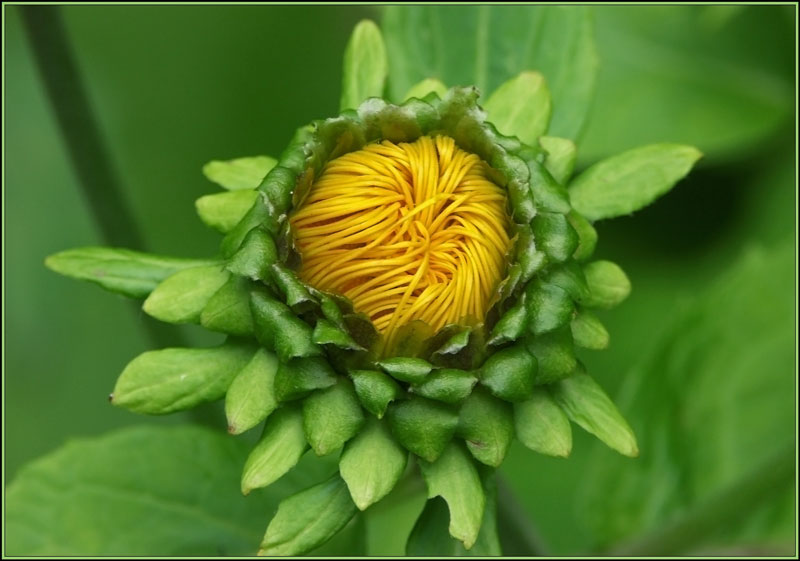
[241,406,307,495]
[514,388,572,457]
[419,442,485,549]
[195,190,259,234]
[525,327,577,384]
[458,388,514,467]
[403,77,447,101]
[45,247,217,298]
[340,419,408,510]
[259,474,358,556]
[313,319,363,350]
[273,357,337,402]
[484,71,551,145]
[250,289,320,362]
[200,275,255,336]
[226,228,278,281]
[225,349,279,435]
[111,343,254,415]
[571,309,609,350]
[4,425,335,556]
[488,299,529,346]
[479,344,536,402]
[531,212,579,264]
[303,380,365,456]
[142,265,229,324]
[569,144,702,221]
[388,396,459,462]
[583,260,631,309]
[202,155,277,191]
[382,6,598,139]
[553,371,638,457]
[566,210,598,261]
[528,158,571,214]
[340,20,388,111]
[525,281,574,335]
[378,357,433,384]
[539,136,577,185]
[349,369,401,419]
[413,368,477,404]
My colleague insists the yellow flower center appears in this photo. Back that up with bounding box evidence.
[291,135,511,349]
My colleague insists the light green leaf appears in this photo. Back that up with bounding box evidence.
[112,343,254,415]
[195,190,259,234]
[514,388,572,457]
[569,144,702,221]
[350,369,401,419]
[4,425,335,556]
[241,406,307,495]
[583,260,631,309]
[225,349,278,435]
[419,442,486,549]
[339,419,407,510]
[202,156,277,191]
[388,396,458,462]
[259,474,358,556]
[539,136,577,185]
[45,247,217,299]
[142,265,229,324]
[303,380,365,456]
[458,389,514,467]
[553,371,638,457]
[200,275,254,336]
[383,6,598,139]
[571,309,610,350]
[403,77,447,101]
[340,20,388,111]
[484,71,551,145]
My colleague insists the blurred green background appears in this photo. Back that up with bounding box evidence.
[5,4,796,556]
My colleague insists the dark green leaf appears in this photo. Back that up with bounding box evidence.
[340,419,408,510]
[225,349,279,435]
[312,319,363,350]
[413,368,477,404]
[528,158,571,214]
[203,156,277,191]
[259,474,357,556]
[111,343,254,415]
[514,388,572,457]
[200,275,255,336]
[378,357,433,384]
[458,388,514,467]
[531,212,579,263]
[250,289,321,362]
[488,299,529,346]
[142,265,229,324]
[45,247,217,299]
[226,228,277,281]
[241,406,307,495]
[525,281,575,335]
[419,442,485,549]
[382,6,598,139]
[388,396,459,462]
[303,380,365,456]
[273,357,337,402]
[349,369,401,419]
[525,327,577,384]
[341,20,388,111]
[479,344,537,402]
[569,144,702,221]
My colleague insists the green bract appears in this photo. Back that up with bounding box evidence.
[45,18,700,556]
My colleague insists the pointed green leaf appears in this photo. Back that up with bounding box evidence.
[241,406,307,495]
[45,247,217,298]
[403,78,447,101]
[269,263,316,312]
[532,212,579,263]
[528,158,571,213]
[349,369,401,419]
[525,281,575,335]
[340,419,408,510]
[571,309,609,350]
[341,20,388,111]
[546,260,590,302]
[259,474,358,556]
[419,442,485,549]
[458,389,514,467]
[525,327,577,385]
[583,260,631,309]
[569,144,702,221]
[303,380,365,456]
[514,388,572,457]
[488,299,529,346]
[378,357,433,384]
[200,275,254,336]
[142,265,229,324]
[484,71,551,145]
[251,289,320,362]
[202,156,277,191]
[195,190,259,234]
[226,228,277,281]
[567,210,598,261]
[312,319,363,350]
[225,349,279,435]
[274,357,337,402]
[388,396,459,462]
[413,368,477,404]
[539,136,577,185]
[111,343,254,415]
[479,344,536,402]
[515,228,548,283]
[553,371,638,457]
